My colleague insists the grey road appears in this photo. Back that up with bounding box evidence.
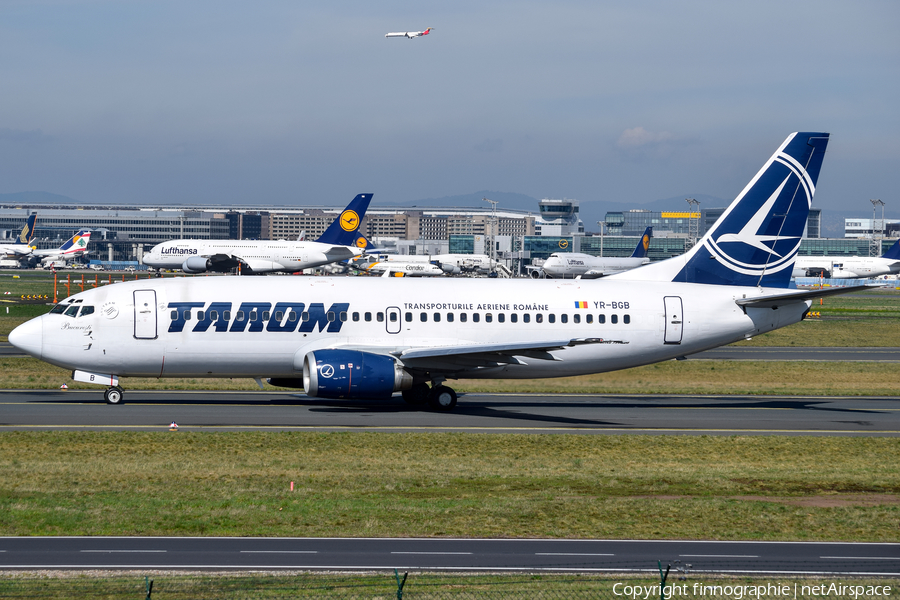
[1,390,898,435]
[0,537,897,575]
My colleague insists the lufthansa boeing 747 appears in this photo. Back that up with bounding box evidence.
[10,133,867,409]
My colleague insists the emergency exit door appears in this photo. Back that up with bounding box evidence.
[133,290,158,340]
[663,296,683,345]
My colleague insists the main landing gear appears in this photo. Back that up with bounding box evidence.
[402,382,458,411]
[104,386,124,405]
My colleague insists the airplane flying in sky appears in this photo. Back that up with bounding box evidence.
[10,132,866,410]
[141,194,373,274]
[385,27,432,39]
[791,238,900,279]
[28,229,92,267]
[538,227,653,279]
[0,214,37,259]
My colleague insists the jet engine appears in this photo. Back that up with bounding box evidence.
[182,256,211,274]
[302,350,412,399]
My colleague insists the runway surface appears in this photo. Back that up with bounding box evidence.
[1,537,897,575]
[1,389,898,435]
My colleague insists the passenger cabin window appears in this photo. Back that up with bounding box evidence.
[473,313,480,323]
[378,312,385,322]
[237,311,246,321]
[548,314,555,324]
[460,313,467,323]
[511,313,518,323]
[327,311,335,322]
[447,313,454,322]
[611,314,618,324]
[287,311,296,322]
[224,310,231,321]
[434,312,441,322]
[485,313,492,323]
[586,314,593,324]
[364,312,372,322]
[301,312,309,322]
[340,311,348,322]
[210,310,219,321]
[183,310,192,321]
[275,311,284,321]
[573,314,580,324]
[624,314,630,324]
[405,312,412,322]
[420,312,427,322]
[498,313,505,323]
[262,311,270,321]
[523,314,530,323]
[598,314,606,324]
[536,314,543,323]
[561,314,568,324]
[352,312,360,322]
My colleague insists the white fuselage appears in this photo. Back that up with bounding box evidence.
[11,276,809,381]
[792,255,900,279]
[541,253,650,278]
[142,239,363,273]
[359,261,445,277]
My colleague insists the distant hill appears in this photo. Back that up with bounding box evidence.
[0,191,83,205]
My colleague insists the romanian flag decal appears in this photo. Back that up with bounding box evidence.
[575,301,588,309]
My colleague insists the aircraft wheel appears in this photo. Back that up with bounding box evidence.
[402,383,430,406]
[427,385,457,411]
[105,386,124,405]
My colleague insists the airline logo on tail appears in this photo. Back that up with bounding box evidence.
[61,231,91,255]
[16,214,37,245]
[339,210,360,232]
[675,132,829,287]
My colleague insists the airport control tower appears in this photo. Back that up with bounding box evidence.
[534,198,584,237]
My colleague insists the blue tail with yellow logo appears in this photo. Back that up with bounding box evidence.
[13,214,37,245]
[316,193,373,246]
[630,227,652,258]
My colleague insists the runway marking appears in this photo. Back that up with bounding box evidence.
[80,549,166,553]
[536,553,615,556]
[680,554,759,558]
[240,550,318,554]
[820,556,900,560]
[391,552,473,555]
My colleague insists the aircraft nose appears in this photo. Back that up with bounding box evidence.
[8,317,42,359]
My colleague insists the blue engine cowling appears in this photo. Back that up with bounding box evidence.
[303,350,413,399]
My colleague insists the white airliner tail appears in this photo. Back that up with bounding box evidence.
[612,132,829,288]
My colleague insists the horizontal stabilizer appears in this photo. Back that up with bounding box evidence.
[735,284,873,309]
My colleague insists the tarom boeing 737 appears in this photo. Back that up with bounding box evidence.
[9,133,868,409]
[141,194,373,274]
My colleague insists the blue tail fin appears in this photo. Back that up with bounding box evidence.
[316,194,373,246]
[630,227,652,258]
[14,214,36,245]
[881,238,900,260]
[610,133,829,288]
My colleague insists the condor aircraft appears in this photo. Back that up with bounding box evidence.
[141,194,373,274]
[791,238,900,279]
[10,132,864,409]
[538,227,653,279]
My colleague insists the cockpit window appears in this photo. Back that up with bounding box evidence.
[79,306,94,318]
[64,305,80,318]
[50,304,67,314]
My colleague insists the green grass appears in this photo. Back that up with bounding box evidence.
[0,572,895,599]
[1,432,897,541]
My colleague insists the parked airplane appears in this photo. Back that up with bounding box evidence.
[28,230,92,267]
[0,214,37,259]
[141,194,373,274]
[385,27,432,39]
[538,227,653,279]
[10,132,866,410]
[791,238,900,279]
[358,252,504,276]
[352,258,446,277]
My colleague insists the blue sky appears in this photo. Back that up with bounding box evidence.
[1,1,898,214]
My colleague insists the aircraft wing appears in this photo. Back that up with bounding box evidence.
[1,246,33,257]
[323,246,362,261]
[388,338,608,372]
[735,284,873,309]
